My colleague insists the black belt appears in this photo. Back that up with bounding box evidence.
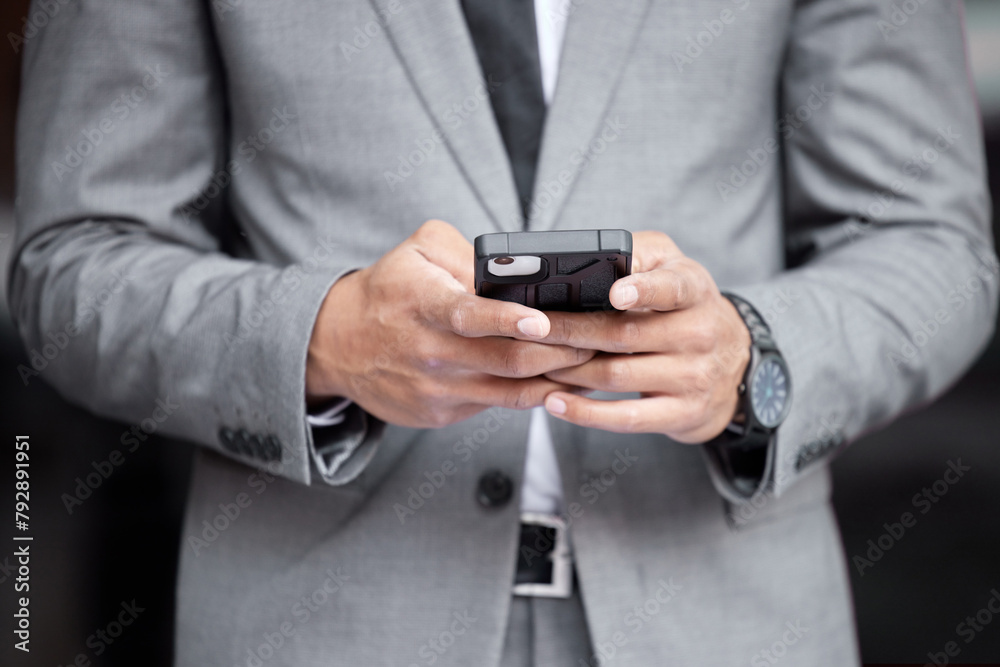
[513,513,573,598]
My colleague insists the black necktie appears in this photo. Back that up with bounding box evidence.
[460,0,547,223]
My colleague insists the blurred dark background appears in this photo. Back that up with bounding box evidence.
[1,2,999,665]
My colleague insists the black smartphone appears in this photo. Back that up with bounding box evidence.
[474,229,632,311]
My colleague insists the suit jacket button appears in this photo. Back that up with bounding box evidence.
[477,470,513,508]
[249,433,267,458]
[219,428,238,453]
[236,429,254,457]
[263,435,282,462]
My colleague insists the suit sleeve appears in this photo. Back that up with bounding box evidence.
[703,0,998,501]
[8,0,380,486]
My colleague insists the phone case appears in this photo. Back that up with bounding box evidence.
[474,229,632,311]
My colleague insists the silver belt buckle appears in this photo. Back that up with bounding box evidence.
[514,512,573,599]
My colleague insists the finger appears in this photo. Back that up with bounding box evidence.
[609,260,713,312]
[543,310,663,353]
[420,288,552,340]
[466,376,588,411]
[543,392,685,434]
[408,219,476,289]
[630,231,683,273]
[447,336,596,378]
[545,307,724,355]
[545,353,707,394]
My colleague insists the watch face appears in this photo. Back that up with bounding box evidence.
[750,356,790,429]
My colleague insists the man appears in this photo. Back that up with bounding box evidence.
[10,0,996,665]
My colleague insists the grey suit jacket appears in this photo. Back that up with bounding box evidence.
[11,0,996,664]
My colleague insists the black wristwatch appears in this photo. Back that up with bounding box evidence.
[705,293,792,494]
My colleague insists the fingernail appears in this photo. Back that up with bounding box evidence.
[616,283,639,308]
[517,317,544,338]
[546,396,567,415]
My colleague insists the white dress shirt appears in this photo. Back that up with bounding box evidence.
[310,0,571,515]
[520,0,570,515]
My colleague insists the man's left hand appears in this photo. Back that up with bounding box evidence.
[541,231,751,443]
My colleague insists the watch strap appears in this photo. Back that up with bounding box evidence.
[720,292,777,352]
[703,429,772,498]
[706,292,778,449]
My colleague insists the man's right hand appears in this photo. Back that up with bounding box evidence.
[305,220,593,429]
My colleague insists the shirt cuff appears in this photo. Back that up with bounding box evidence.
[306,397,352,428]
[305,398,384,484]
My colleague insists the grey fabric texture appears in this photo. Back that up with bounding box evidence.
[10,0,996,665]
[499,589,593,667]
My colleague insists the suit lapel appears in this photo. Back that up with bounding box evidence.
[370,0,522,232]
[529,0,653,231]
[371,0,652,233]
